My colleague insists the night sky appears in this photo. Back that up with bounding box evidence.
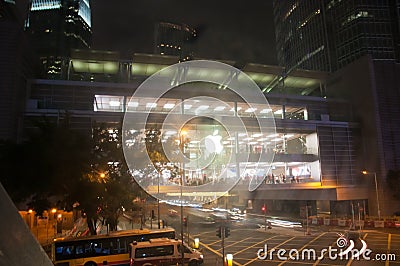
[18,0,277,65]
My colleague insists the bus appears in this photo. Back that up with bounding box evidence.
[47,228,176,266]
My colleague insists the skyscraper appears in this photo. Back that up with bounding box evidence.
[273,0,400,72]
[25,0,92,78]
[273,0,400,215]
[0,0,37,141]
[154,22,197,61]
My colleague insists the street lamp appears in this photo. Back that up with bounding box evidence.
[226,254,233,266]
[179,129,187,266]
[28,209,33,229]
[194,238,200,249]
[51,208,57,218]
[362,170,381,220]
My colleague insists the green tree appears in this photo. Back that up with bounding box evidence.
[144,128,181,185]
[0,116,92,216]
[84,122,140,234]
[1,117,142,234]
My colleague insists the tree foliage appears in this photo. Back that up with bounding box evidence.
[0,117,141,235]
[81,122,140,234]
[0,117,92,213]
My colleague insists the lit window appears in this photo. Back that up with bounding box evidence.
[127,101,139,108]
[196,105,209,110]
[93,95,124,112]
[146,103,157,108]
[109,101,120,107]
[260,108,272,113]
[163,103,175,109]
[245,108,257,113]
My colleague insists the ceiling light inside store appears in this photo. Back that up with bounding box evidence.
[109,100,120,107]
[146,103,157,108]
[163,103,175,109]
[260,108,272,113]
[197,105,209,110]
[128,101,139,107]
[165,130,177,135]
[245,108,257,112]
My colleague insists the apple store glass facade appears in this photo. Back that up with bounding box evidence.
[92,92,321,189]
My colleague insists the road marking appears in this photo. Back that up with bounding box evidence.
[224,237,253,248]
[233,235,280,257]
[197,239,242,266]
[345,233,368,266]
[312,238,340,266]
[386,233,391,266]
[278,232,327,266]
[243,236,296,266]
[208,239,222,246]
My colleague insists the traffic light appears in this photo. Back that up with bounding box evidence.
[261,204,266,214]
[225,226,230,238]
[216,226,222,238]
[183,217,187,227]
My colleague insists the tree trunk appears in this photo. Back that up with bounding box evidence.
[86,215,97,235]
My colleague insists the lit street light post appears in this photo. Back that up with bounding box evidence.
[158,170,160,229]
[179,130,187,266]
[362,170,381,220]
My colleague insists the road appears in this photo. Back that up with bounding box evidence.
[164,206,400,266]
[33,204,400,265]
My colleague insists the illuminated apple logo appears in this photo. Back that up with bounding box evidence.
[204,130,223,154]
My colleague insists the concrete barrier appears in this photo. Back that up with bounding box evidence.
[384,220,396,228]
[355,220,364,227]
[374,221,384,228]
[302,216,400,229]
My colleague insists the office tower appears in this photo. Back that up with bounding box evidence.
[154,22,197,61]
[25,0,92,78]
[273,0,400,72]
[273,0,400,215]
[0,0,37,141]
